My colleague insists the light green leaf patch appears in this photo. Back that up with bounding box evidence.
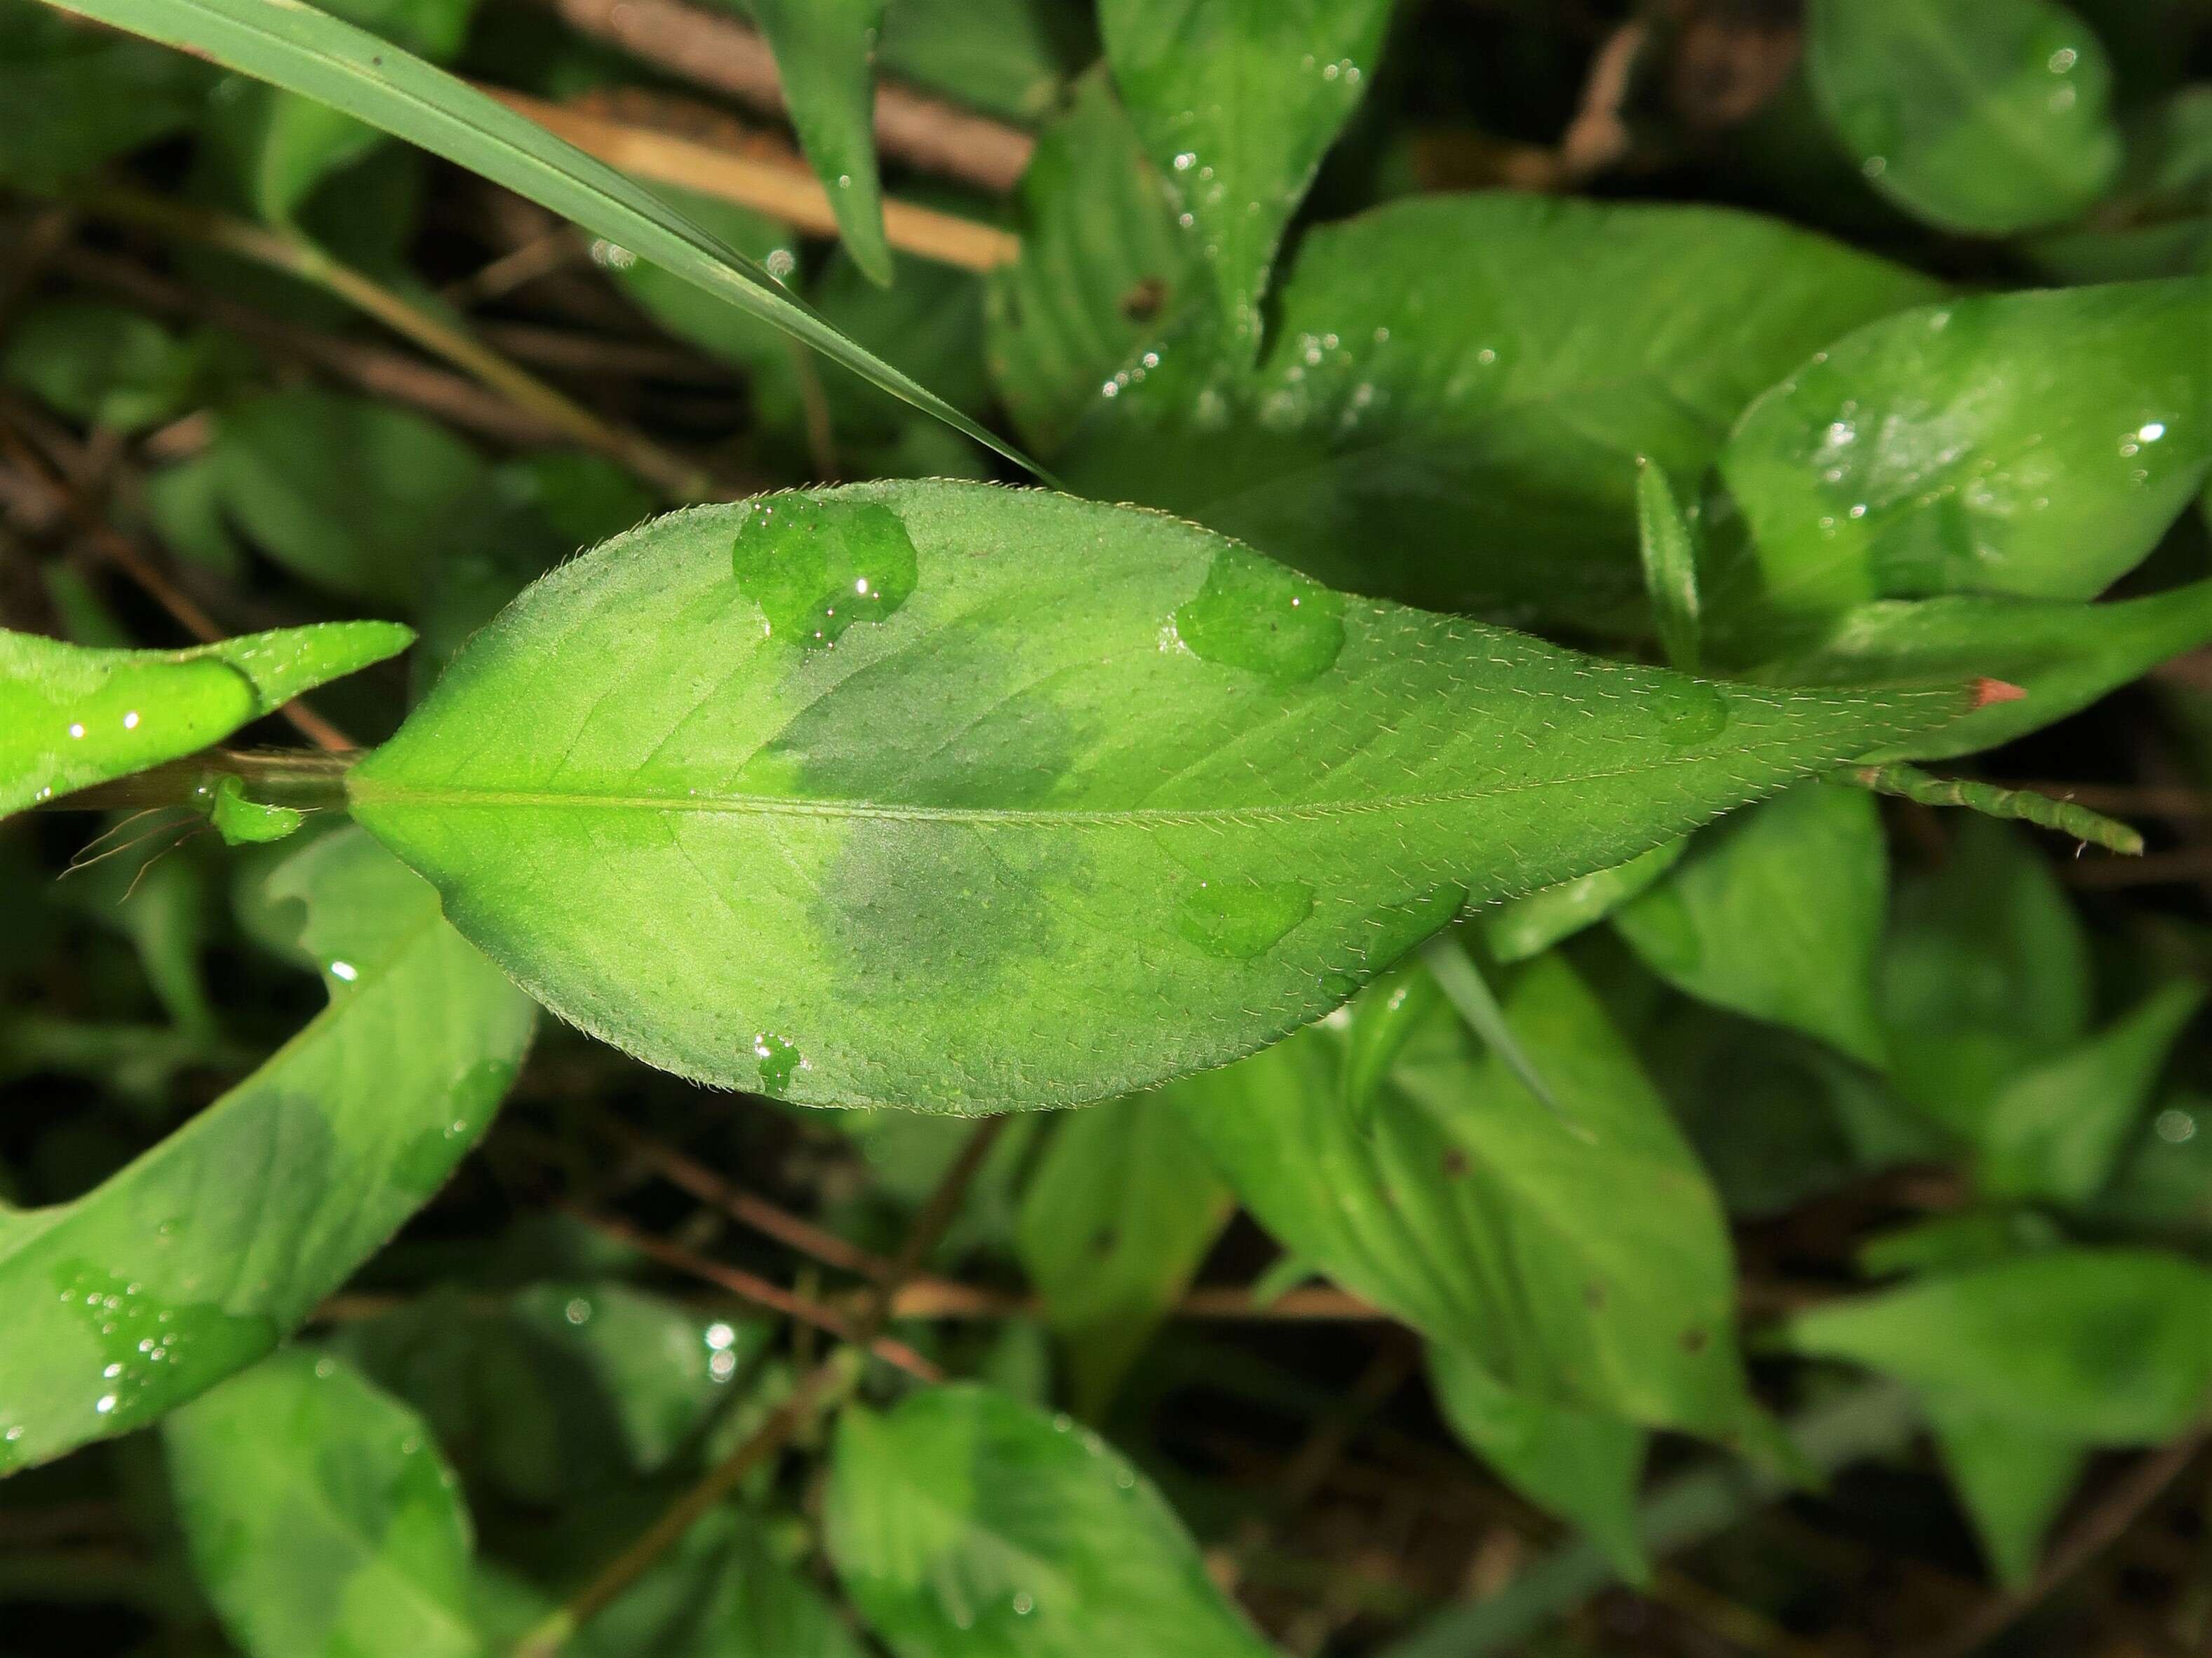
[346,481,1966,1112]
[0,829,533,1471]
[0,619,411,819]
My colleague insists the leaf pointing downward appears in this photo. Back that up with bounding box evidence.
[348,481,1966,1112]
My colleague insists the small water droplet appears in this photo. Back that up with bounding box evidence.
[565,1297,593,1325]
[752,1032,801,1093]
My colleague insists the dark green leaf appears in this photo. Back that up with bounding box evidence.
[1807,0,2121,235]
[1475,841,1687,965]
[1064,196,1939,633]
[826,1384,1276,1657]
[0,11,210,191]
[0,829,533,1470]
[0,619,412,818]
[1635,457,1701,673]
[347,481,1964,1110]
[878,0,1081,123]
[746,0,893,285]
[1616,783,1889,1065]
[1099,0,1393,358]
[163,1348,481,1658]
[1,299,215,433]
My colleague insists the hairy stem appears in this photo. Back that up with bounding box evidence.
[1849,763,2145,855]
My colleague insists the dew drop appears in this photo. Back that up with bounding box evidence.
[1172,548,1343,685]
[751,1032,801,1094]
[731,496,918,651]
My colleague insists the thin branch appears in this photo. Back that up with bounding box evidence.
[1851,764,2144,856]
[488,89,1021,272]
[533,0,1036,194]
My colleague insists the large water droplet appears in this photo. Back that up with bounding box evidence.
[751,1032,800,1093]
[732,496,918,651]
[1172,550,1343,685]
[1177,878,1314,959]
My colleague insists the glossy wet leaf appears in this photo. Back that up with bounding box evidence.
[985,69,1202,454]
[1924,1398,2087,1587]
[1180,955,1760,1442]
[1975,980,2205,1209]
[1099,0,1393,359]
[43,0,1034,473]
[1426,1342,1648,1583]
[1064,195,1939,633]
[1785,1247,2212,1443]
[747,0,893,285]
[165,1348,480,1658]
[1616,783,1889,1065]
[347,481,1964,1111]
[1750,580,2212,762]
[1807,0,2121,236]
[0,829,532,1471]
[826,1384,1276,1657]
[1879,820,2090,1137]
[0,619,411,819]
[1712,281,2211,638]
[1014,1096,1234,1416]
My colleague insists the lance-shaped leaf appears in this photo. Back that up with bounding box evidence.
[826,1384,1275,1657]
[345,481,1964,1112]
[746,0,893,285]
[0,620,411,819]
[0,829,533,1471]
[42,0,1032,474]
[164,1349,481,1658]
[1099,0,1395,359]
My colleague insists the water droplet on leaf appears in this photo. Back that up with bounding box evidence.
[731,497,918,651]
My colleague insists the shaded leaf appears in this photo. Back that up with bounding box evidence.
[0,7,211,191]
[746,0,894,285]
[1,299,216,433]
[1477,840,1687,965]
[878,0,1082,123]
[1807,0,2121,235]
[347,481,1964,1110]
[1924,1398,2087,1588]
[1635,457,1701,673]
[0,829,533,1470]
[826,1384,1275,1657]
[0,619,412,819]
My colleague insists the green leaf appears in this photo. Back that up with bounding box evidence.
[1063,196,1940,634]
[1807,0,2121,236]
[0,11,210,191]
[1635,458,1701,673]
[1975,980,2206,1209]
[346,480,1965,1111]
[1,298,215,433]
[745,0,893,285]
[1785,1247,2212,1443]
[1616,783,1889,1065]
[574,1509,868,1658]
[1099,0,1393,358]
[1181,955,1760,1441]
[1475,840,1687,966]
[985,67,1202,454]
[1712,281,2212,637]
[877,0,1080,124]
[2024,86,2212,283]
[1924,1399,2087,1588]
[0,619,412,818]
[826,1384,1276,1657]
[164,1348,481,1658]
[209,388,492,605]
[0,828,533,1471]
[1749,580,2212,762]
[1425,1342,1649,1584]
[1014,1096,1234,1416]
[42,0,1036,473]
[1879,819,2090,1137]
[1337,956,1442,1128]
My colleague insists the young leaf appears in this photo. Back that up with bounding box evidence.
[1879,819,2090,1137]
[825,1384,1276,1657]
[1179,957,1762,1443]
[1923,1399,2087,1589]
[1976,980,2206,1209]
[1063,195,1939,634]
[164,1349,481,1658]
[1014,1096,1234,1417]
[0,619,411,819]
[985,68,1202,454]
[1784,1248,2212,1443]
[1426,1342,1649,1584]
[1807,0,2121,236]
[745,0,894,285]
[1712,281,2211,635]
[1749,580,2212,762]
[345,481,1967,1111]
[41,0,1034,474]
[1615,783,1889,1066]
[1098,0,1394,359]
[0,829,533,1471]
[1635,457,1701,673]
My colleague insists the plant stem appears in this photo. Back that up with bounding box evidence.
[48,750,355,813]
[1849,763,2144,855]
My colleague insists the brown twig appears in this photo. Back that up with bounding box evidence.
[1913,1427,2210,1658]
[533,0,1036,193]
[1558,19,1650,182]
[487,88,1021,272]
